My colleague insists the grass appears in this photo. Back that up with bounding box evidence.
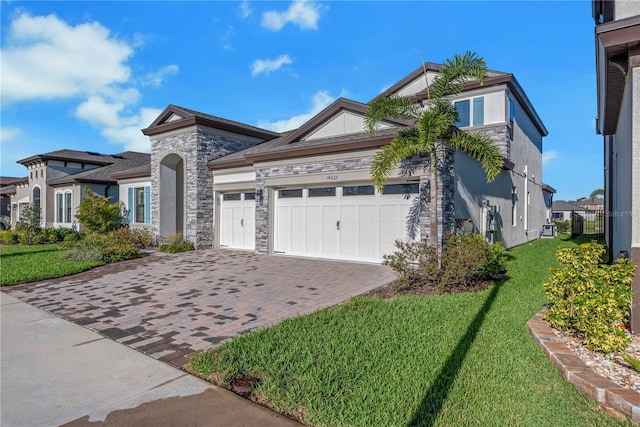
[0,244,103,286]
[188,237,633,426]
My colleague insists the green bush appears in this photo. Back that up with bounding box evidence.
[15,204,42,244]
[109,227,154,248]
[383,233,507,291]
[555,220,570,234]
[75,187,126,233]
[158,233,195,253]
[543,241,635,353]
[61,231,140,263]
[0,230,22,245]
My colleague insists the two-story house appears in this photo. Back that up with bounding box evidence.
[141,63,551,263]
[10,150,150,228]
[593,0,640,331]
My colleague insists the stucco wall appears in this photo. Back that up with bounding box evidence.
[614,0,640,20]
[611,68,634,258]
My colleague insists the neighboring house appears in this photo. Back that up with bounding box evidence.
[0,176,26,228]
[551,200,584,221]
[542,184,556,222]
[142,62,552,263]
[10,150,150,228]
[593,0,640,331]
[575,198,604,211]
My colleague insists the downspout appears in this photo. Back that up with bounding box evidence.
[523,165,528,233]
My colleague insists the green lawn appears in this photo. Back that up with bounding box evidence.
[0,244,103,286]
[188,237,633,426]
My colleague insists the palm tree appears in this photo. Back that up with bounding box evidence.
[364,51,504,253]
[589,188,604,202]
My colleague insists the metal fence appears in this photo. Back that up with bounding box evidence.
[571,209,605,239]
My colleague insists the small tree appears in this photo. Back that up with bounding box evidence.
[15,203,42,244]
[75,187,126,233]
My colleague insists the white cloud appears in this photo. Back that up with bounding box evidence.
[221,25,235,51]
[2,13,176,154]
[142,64,179,87]
[76,97,160,152]
[1,13,133,104]
[239,1,252,18]
[0,127,22,143]
[542,150,559,166]
[251,54,293,76]
[257,90,334,132]
[102,107,162,152]
[262,0,323,31]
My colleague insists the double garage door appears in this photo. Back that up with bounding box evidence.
[219,183,418,263]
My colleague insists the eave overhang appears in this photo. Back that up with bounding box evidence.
[595,15,640,135]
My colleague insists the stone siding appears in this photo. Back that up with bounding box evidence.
[474,124,511,160]
[151,128,256,249]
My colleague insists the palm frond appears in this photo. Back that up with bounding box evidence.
[449,130,505,182]
[370,128,422,191]
[364,94,419,137]
[430,51,488,100]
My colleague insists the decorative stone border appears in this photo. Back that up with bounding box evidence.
[527,310,640,424]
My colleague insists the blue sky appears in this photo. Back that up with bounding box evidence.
[1,1,601,201]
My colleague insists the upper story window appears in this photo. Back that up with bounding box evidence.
[509,99,514,123]
[455,96,484,128]
[32,187,41,209]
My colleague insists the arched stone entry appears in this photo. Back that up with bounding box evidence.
[159,154,184,238]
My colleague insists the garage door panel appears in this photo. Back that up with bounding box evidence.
[220,196,255,250]
[274,186,417,263]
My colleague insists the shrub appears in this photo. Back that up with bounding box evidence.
[543,241,635,353]
[158,233,195,253]
[109,227,154,248]
[75,187,126,233]
[383,232,507,291]
[555,220,570,234]
[61,231,140,263]
[15,204,42,244]
[0,230,22,245]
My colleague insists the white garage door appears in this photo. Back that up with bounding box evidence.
[219,192,255,250]
[274,184,419,263]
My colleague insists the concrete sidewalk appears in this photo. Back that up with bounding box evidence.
[0,292,299,427]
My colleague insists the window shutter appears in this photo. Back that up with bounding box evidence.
[455,100,470,127]
[144,186,150,224]
[127,188,133,223]
[473,97,484,126]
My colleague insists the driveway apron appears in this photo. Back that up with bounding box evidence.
[4,249,395,367]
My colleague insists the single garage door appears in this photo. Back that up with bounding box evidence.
[219,192,255,250]
[274,183,419,263]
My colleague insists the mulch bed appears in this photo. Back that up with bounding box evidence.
[365,277,497,299]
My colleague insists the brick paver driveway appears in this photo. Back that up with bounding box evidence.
[4,250,395,367]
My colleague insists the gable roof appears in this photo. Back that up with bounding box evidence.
[552,200,584,211]
[276,98,411,145]
[142,104,281,140]
[47,152,151,186]
[375,64,548,137]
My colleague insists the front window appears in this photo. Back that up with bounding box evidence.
[135,187,145,223]
[454,100,470,127]
[57,193,64,222]
[65,192,72,223]
[32,187,41,209]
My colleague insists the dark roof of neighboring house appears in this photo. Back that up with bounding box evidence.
[0,185,17,195]
[552,200,584,211]
[47,152,151,186]
[17,149,124,167]
[111,164,151,180]
[142,104,281,140]
[0,176,27,186]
